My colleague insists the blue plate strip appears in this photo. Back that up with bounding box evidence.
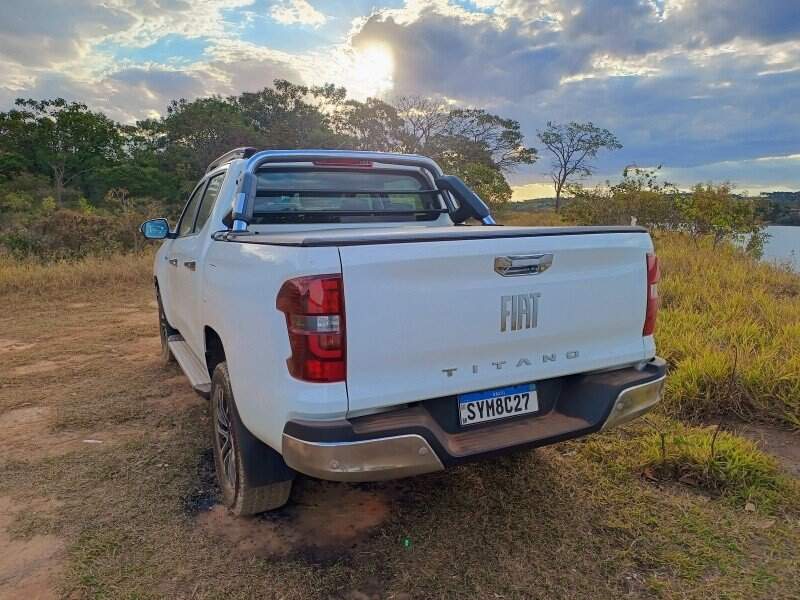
[458,383,534,404]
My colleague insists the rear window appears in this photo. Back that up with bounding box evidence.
[250,168,445,224]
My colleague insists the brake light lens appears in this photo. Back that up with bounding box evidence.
[312,159,373,168]
[643,253,660,336]
[277,274,345,382]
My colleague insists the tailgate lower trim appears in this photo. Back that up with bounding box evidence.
[283,357,666,475]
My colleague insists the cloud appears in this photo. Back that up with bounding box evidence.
[0,1,304,122]
[0,0,134,68]
[662,154,800,194]
[346,0,800,186]
[0,53,302,124]
[269,0,327,28]
[352,9,591,102]
[668,0,800,47]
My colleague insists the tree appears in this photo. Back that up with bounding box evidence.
[146,96,265,182]
[537,121,622,211]
[678,183,766,250]
[393,96,537,211]
[332,98,404,151]
[443,109,537,171]
[235,80,344,150]
[0,99,125,205]
[455,161,513,209]
[395,96,451,153]
[564,166,681,229]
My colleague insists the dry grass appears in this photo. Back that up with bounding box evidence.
[497,209,567,227]
[0,250,153,299]
[656,233,800,428]
[0,228,798,599]
[498,210,800,429]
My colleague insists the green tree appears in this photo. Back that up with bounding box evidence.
[235,80,344,150]
[678,183,766,250]
[537,121,622,212]
[454,161,513,209]
[144,96,266,183]
[443,109,537,171]
[0,98,125,205]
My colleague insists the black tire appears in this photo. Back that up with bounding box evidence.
[156,289,176,365]
[210,362,294,515]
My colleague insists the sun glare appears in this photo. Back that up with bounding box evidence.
[347,43,395,98]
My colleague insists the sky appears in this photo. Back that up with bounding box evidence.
[1,0,799,197]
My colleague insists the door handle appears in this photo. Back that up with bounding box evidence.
[168,258,178,266]
[494,253,554,277]
[183,260,196,271]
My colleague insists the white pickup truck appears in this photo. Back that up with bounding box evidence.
[141,148,666,515]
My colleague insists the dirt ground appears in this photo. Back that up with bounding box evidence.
[1,275,798,599]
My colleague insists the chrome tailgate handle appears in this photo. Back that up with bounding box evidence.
[495,253,553,277]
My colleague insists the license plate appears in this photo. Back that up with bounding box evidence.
[458,383,538,427]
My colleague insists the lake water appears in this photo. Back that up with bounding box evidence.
[762,226,800,272]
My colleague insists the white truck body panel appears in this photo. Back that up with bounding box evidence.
[340,231,653,412]
[150,152,661,466]
[201,240,348,448]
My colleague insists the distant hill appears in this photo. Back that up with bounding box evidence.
[758,191,800,225]
[506,198,557,211]
[761,191,800,204]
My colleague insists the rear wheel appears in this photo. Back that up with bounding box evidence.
[210,362,293,515]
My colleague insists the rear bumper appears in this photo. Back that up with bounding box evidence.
[282,357,666,482]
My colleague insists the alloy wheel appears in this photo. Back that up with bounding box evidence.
[214,386,237,490]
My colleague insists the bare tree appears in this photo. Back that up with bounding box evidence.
[537,121,622,211]
[395,96,537,171]
[395,96,451,152]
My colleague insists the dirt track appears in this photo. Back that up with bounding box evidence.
[0,290,411,597]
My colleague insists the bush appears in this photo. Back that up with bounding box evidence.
[564,170,767,255]
[564,166,682,229]
[678,183,767,253]
[0,207,155,260]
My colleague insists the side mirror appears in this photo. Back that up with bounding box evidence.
[140,218,171,240]
[435,175,496,225]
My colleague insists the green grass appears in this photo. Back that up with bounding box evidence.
[642,421,793,511]
[582,417,797,513]
[656,233,800,428]
[496,209,800,429]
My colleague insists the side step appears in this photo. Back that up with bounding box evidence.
[167,335,211,398]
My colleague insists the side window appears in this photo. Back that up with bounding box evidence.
[177,182,206,237]
[193,173,224,234]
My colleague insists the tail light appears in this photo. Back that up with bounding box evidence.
[312,159,373,168]
[277,274,345,382]
[643,253,660,336]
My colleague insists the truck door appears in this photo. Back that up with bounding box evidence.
[162,180,206,338]
[179,172,225,356]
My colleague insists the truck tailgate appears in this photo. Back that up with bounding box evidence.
[340,230,653,413]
